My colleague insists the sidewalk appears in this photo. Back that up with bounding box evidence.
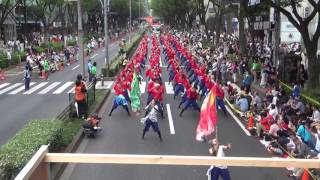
[0,31,137,83]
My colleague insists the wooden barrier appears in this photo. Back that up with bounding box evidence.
[44,153,320,168]
[15,145,320,180]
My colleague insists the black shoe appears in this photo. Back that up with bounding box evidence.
[109,113,112,116]
[179,111,183,117]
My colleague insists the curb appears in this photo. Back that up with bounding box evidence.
[52,89,111,180]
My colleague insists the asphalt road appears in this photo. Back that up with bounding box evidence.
[0,33,134,146]
[62,34,291,180]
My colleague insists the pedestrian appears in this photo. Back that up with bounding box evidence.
[43,58,49,80]
[91,62,97,84]
[141,99,163,141]
[74,78,87,119]
[87,59,93,82]
[23,65,31,91]
[206,139,231,180]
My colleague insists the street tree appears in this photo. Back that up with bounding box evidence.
[151,0,195,30]
[0,0,19,41]
[194,0,210,35]
[83,0,102,33]
[265,0,320,87]
[29,0,65,42]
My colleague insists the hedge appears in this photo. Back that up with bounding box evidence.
[101,32,144,77]
[0,120,63,180]
[67,39,77,47]
[0,52,8,69]
[0,89,106,179]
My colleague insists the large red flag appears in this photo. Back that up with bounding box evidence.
[196,89,217,141]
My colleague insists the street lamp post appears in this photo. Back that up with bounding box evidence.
[104,0,110,76]
[129,0,132,43]
[77,0,85,78]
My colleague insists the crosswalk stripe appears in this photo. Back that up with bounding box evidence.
[38,82,61,94]
[0,83,10,90]
[165,82,174,94]
[23,82,48,94]
[0,83,22,95]
[8,82,36,94]
[139,81,146,94]
[67,87,74,94]
[53,82,74,94]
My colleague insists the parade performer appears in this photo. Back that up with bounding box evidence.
[130,73,141,116]
[141,99,163,141]
[179,85,200,116]
[206,139,232,180]
[109,81,130,116]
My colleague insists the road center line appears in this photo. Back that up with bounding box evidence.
[91,54,98,59]
[72,65,80,70]
[166,104,175,134]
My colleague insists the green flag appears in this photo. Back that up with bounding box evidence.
[130,73,141,112]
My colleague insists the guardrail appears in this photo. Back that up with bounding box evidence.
[15,145,320,180]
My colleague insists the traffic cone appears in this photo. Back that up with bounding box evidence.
[40,71,45,79]
[301,169,309,180]
[247,113,254,130]
[0,71,5,80]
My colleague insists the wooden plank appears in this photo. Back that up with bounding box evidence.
[15,145,49,180]
[44,153,320,168]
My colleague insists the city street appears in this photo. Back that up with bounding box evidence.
[61,37,291,180]
[0,34,133,146]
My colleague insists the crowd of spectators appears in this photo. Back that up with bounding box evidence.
[167,27,320,179]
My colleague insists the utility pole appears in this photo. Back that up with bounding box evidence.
[104,0,110,75]
[129,0,132,43]
[77,0,85,77]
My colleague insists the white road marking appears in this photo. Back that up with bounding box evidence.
[159,57,163,67]
[67,87,75,94]
[164,82,174,94]
[72,65,80,70]
[107,81,113,89]
[139,81,146,94]
[0,83,23,94]
[225,105,251,136]
[0,83,10,89]
[53,82,74,94]
[23,82,48,94]
[166,104,175,134]
[38,82,61,94]
[91,54,98,59]
[8,82,36,94]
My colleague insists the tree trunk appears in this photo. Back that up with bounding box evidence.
[305,43,320,88]
[239,0,246,55]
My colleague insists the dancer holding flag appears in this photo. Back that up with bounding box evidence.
[196,86,218,141]
[130,72,141,116]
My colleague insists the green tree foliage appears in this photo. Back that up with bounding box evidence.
[28,0,65,41]
[264,0,320,88]
[0,0,19,41]
[151,0,196,30]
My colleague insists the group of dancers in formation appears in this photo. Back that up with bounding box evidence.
[108,32,227,142]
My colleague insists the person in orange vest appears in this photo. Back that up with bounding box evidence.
[74,74,87,118]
